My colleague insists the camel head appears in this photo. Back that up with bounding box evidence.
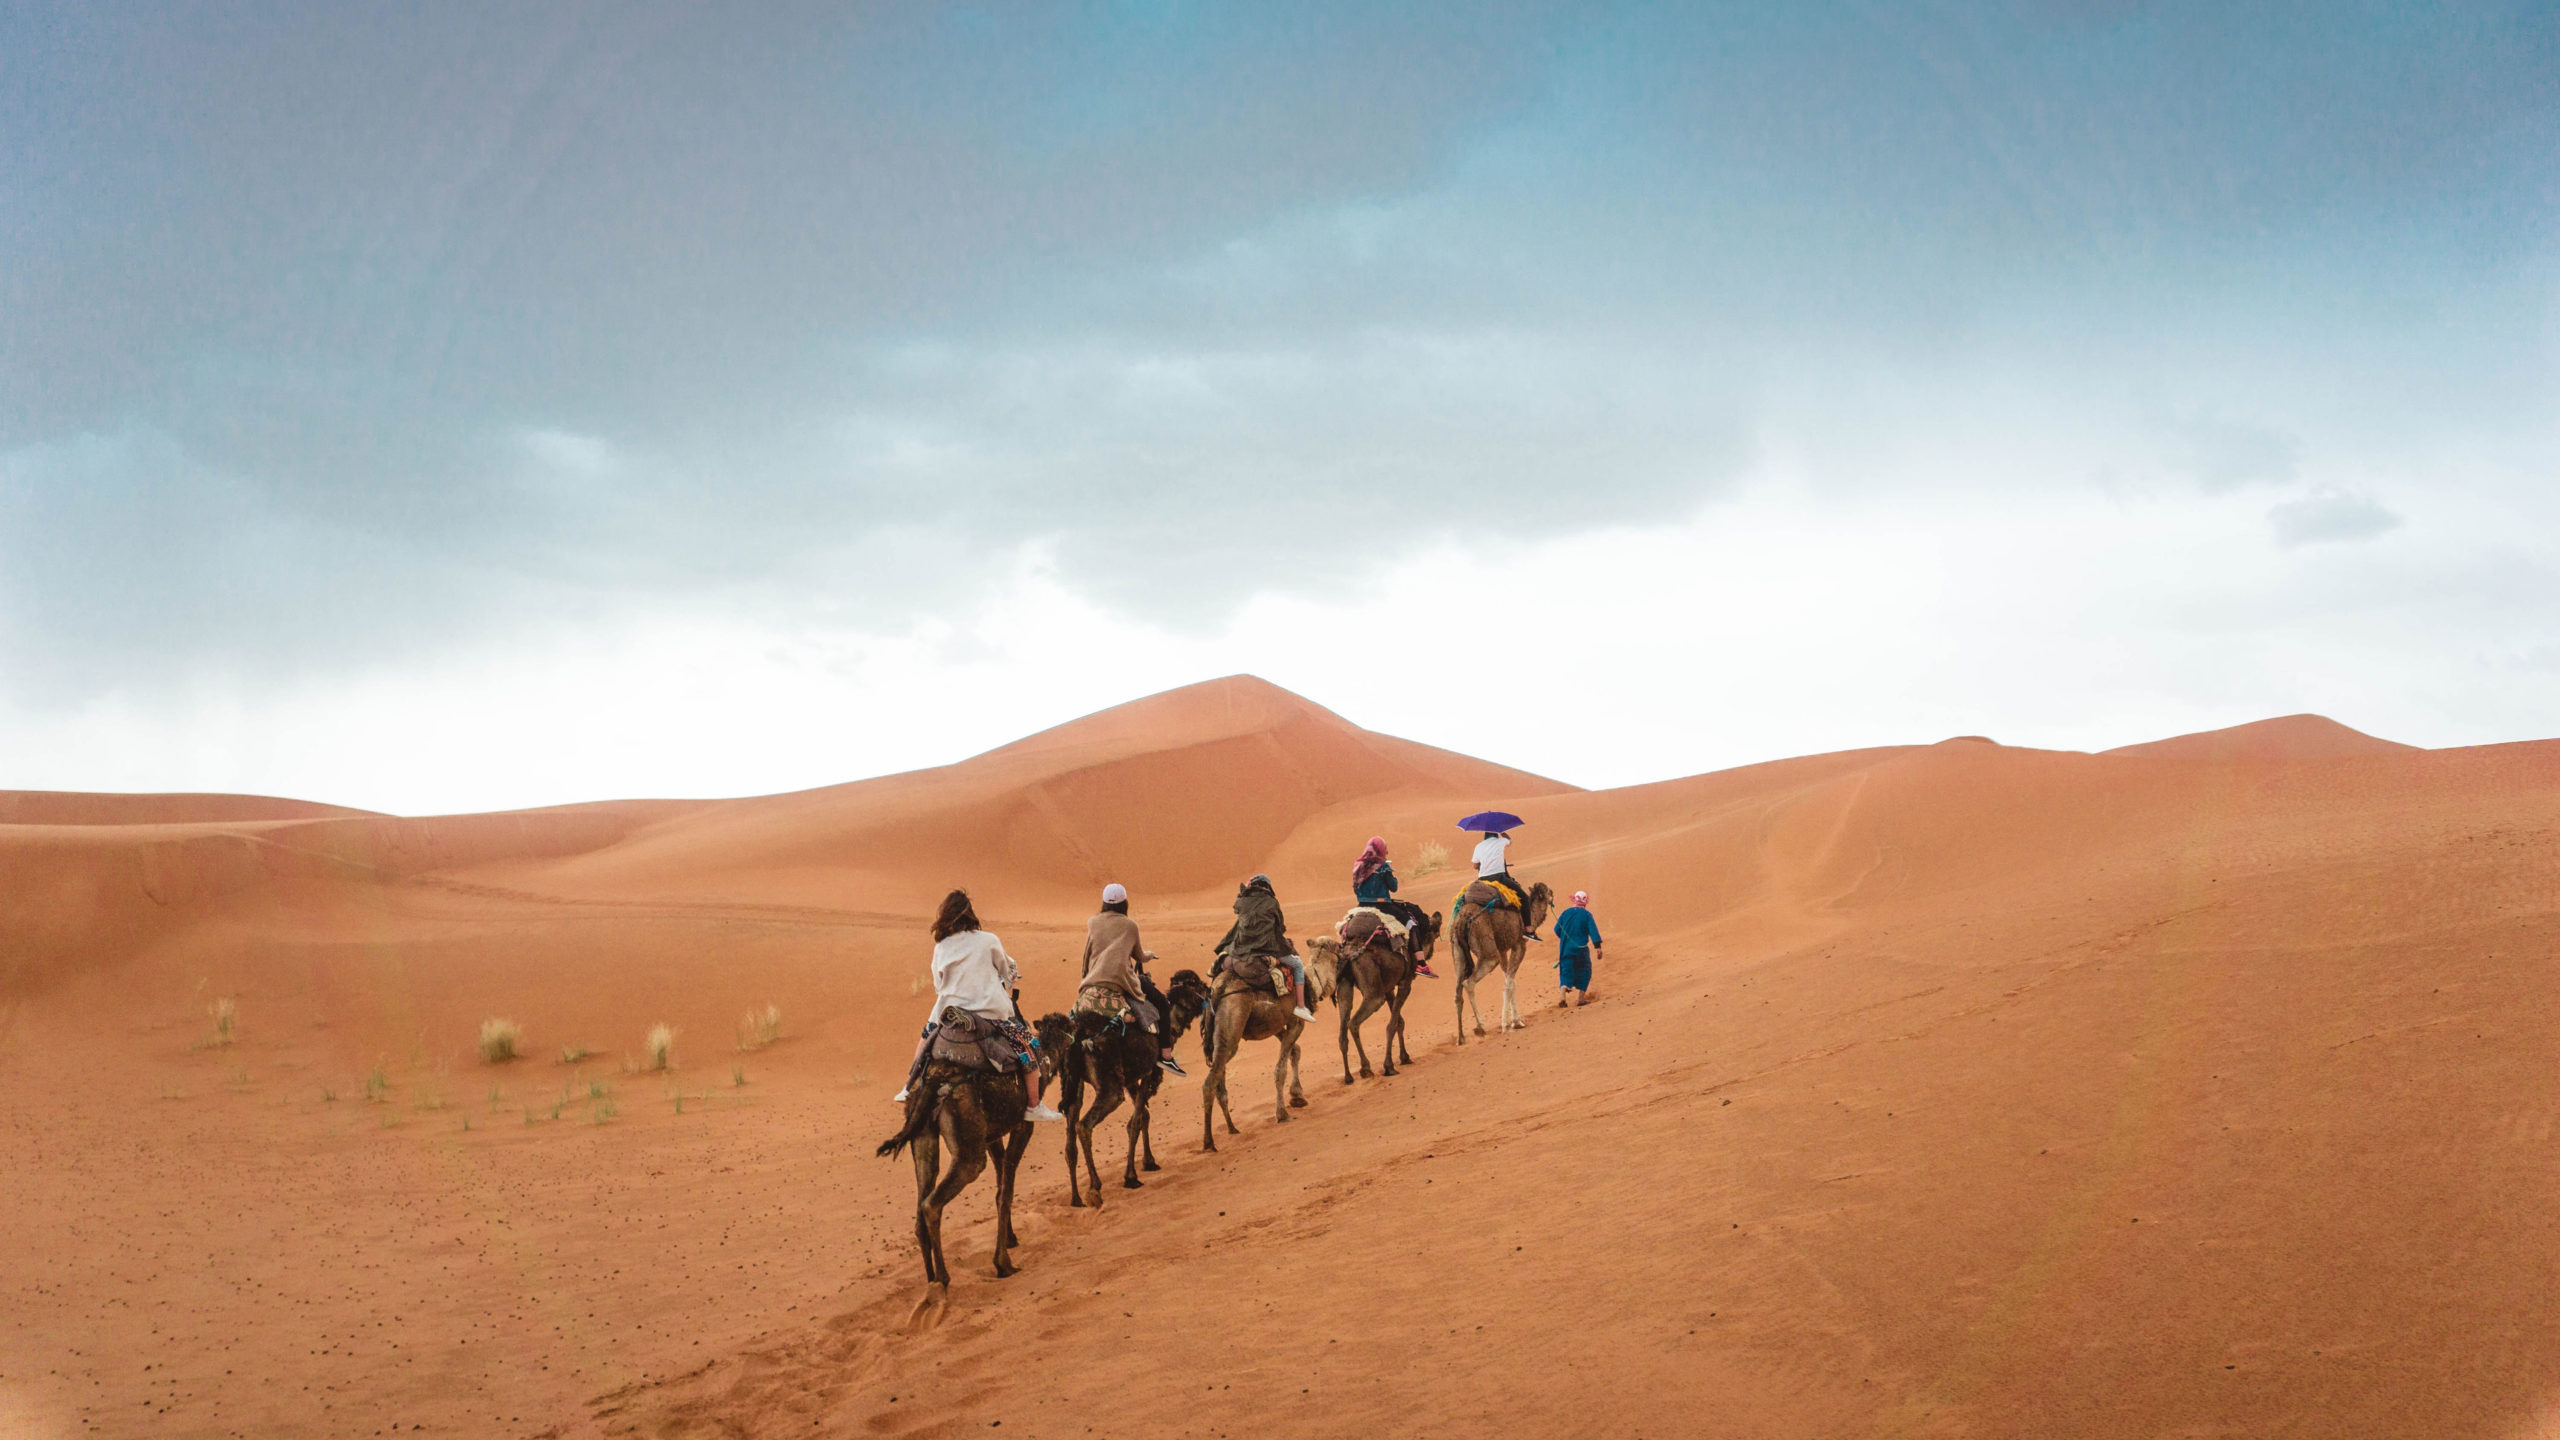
[1032,1011,1073,1079]
[1163,969,1212,1035]
[1301,936,1343,1004]
[1526,882,1555,932]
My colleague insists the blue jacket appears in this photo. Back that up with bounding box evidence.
[1354,863,1399,907]
[1554,904,1602,957]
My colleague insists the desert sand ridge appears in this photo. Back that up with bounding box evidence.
[6,684,2560,1439]
[2104,712,2420,761]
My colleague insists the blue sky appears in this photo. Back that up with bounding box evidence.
[2,3,2554,810]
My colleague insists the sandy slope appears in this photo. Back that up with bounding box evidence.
[3,678,2557,1439]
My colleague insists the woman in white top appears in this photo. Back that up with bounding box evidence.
[894,889,1063,1120]
[1470,829,1543,940]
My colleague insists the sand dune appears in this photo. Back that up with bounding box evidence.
[4,680,2555,1439]
[2103,712,2420,761]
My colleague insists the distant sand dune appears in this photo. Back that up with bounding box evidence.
[5,682,2555,1438]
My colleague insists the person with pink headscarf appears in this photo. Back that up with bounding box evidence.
[1351,836,1439,979]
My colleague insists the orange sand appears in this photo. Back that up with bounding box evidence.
[3,676,2555,1438]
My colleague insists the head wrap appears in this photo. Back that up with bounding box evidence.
[1351,836,1389,885]
[1101,882,1128,905]
[1570,890,1589,907]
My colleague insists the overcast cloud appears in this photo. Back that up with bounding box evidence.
[1,2,2553,807]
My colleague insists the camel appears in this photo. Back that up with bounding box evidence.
[1450,879,1554,1042]
[875,1029,1056,1288]
[1195,960,1312,1151]
[1037,971,1211,1207]
[1311,906,1445,1083]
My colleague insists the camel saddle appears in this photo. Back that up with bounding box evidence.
[1218,953,1275,989]
[1337,906,1409,952]
[1460,877,1526,914]
[1073,984,1159,1034]
[928,1007,1031,1072]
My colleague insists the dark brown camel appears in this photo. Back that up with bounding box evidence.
[875,1037,1056,1289]
[1450,879,1554,1041]
[1313,906,1445,1083]
[1037,971,1211,1207]
[1197,962,1309,1151]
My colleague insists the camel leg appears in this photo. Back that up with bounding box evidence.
[1394,982,1416,1066]
[991,1120,1031,1277]
[1202,1057,1220,1152]
[1137,1086,1161,1172]
[1287,1032,1307,1108]
[1123,1099,1148,1188]
[1080,1077,1123,1208]
[1350,991,1387,1078]
[1339,992,1360,1085]
[1454,975,1470,1046]
[909,1128,945,1287]
[1272,1040,1293,1124]
[1060,1062,1086,1208]
[922,1113,987,1290]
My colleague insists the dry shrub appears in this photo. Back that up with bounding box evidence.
[208,997,237,1047]
[644,1023,676,1072]
[558,1044,592,1064]
[739,1003,782,1051]
[478,1018,522,1064]
[1413,840,1450,878]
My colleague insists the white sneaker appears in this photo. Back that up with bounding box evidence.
[1026,1104,1065,1122]
[1292,1006,1316,1022]
[891,1087,909,1103]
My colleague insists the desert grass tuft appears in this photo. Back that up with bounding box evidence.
[1414,840,1449,877]
[732,1064,746,1088]
[363,1062,390,1103]
[558,1044,592,1064]
[478,1018,523,1064]
[207,996,237,1047]
[321,1086,338,1103]
[738,1003,783,1051]
[643,1023,676,1072]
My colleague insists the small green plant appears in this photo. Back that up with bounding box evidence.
[207,997,237,1047]
[1414,840,1449,878]
[486,1084,504,1112]
[586,1077,610,1102]
[478,1018,523,1064]
[643,1023,675,1072]
[673,1091,686,1115]
[523,1107,535,1126]
[549,1101,564,1120]
[461,1115,471,1132]
[592,1097,618,1124]
[558,1044,592,1064]
[363,1063,390,1103]
[321,1086,337,1103]
[739,1003,782,1051]
[731,1064,746,1088]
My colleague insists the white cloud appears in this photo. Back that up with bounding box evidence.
[2269,489,2403,547]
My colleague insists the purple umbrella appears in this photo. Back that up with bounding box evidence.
[1456,811,1524,833]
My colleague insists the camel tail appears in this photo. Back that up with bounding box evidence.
[876,1087,936,1159]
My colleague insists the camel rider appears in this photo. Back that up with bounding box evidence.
[1215,874,1317,1022]
[1351,836,1439,979]
[1075,882,1186,1075]
[894,888,1065,1122]
[1472,828,1543,940]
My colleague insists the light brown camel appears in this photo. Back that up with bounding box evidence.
[875,1030,1054,1288]
[1035,970,1212,1208]
[1313,906,1444,1083]
[1450,879,1554,1042]
[1197,960,1313,1152]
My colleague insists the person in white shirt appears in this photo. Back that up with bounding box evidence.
[1470,828,1543,940]
[893,889,1063,1121]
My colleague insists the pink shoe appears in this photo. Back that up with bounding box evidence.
[1415,963,1439,979]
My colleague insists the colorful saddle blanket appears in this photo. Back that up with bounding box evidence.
[928,1007,1038,1072]
[1456,876,1526,917]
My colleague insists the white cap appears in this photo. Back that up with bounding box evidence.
[1101,882,1128,905]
